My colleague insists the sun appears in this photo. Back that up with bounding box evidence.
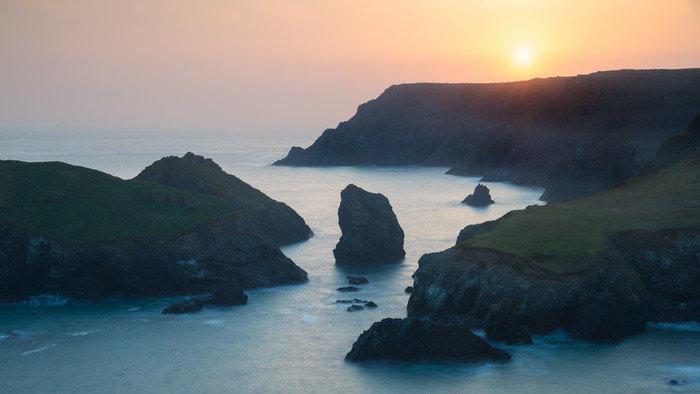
[513,45,534,67]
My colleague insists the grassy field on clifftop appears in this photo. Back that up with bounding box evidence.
[0,160,233,241]
[461,153,700,272]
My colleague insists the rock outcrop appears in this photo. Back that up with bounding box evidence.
[0,159,308,302]
[407,227,700,342]
[275,69,700,201]
[333,184,405,265]
[135,152,312,246]
[345,318,511,363]
[644,113,700,174]
[462,184,494,206]
[162,288,248,314]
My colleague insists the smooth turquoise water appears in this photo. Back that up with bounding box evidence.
[1,133,699,393]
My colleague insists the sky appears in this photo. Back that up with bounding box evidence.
[1,0,699,137]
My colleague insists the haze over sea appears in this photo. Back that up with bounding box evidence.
[1,133,699,393]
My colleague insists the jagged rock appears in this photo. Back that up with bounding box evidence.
[347,305,364,312]
[162,288,248,314]
[484,298,533,345]
[365,301,378,308]
[333,184,405,265]
[336,298,367,304]
[346,276,369,285]
[462,184,494,206]
[337,286,360,292]
[345,318,511,363]
[135,152,312,246]
[406,226,700,343]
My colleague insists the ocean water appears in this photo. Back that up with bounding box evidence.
[1,133,699,393]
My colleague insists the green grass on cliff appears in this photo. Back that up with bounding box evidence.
[0,160,233,241]
[461,153,700,272]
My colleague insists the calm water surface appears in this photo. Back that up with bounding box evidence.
[1,133,699,393]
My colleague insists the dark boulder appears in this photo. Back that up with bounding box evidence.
[365,301,378,308]
[162,288,248,314]
[337,286,360,292]
[347,305,364,312]
[462,184,494,206]
[404,286,414,294]
[347,276,369,285]
[336,298,367,304]
[333,184,405,265]
[484,298,533,345]
[345,318,511,363]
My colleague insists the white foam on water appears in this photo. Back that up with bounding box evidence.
[67,330,95,337]
[21,343,57,356]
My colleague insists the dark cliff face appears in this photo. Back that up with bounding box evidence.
[274,69,700,201]
[333,184,405,265]
[0,158,309,302]
[136,152,312,246]
[0,217,308,302]
[407,228,700,342]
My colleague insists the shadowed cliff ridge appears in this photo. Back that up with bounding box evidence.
[275,69,700,201]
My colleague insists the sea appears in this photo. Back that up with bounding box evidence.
[1,132,699,393]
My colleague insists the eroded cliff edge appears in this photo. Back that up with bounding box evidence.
[275,69,700,201]
[0,157,308,302]
[407,152,700,342]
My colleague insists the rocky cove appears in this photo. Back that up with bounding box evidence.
[1,134,699,392]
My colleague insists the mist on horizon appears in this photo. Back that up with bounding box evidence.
[1,0,699,137]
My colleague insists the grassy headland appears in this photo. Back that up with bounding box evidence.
[0,160,233,241]
[460,153,700,273]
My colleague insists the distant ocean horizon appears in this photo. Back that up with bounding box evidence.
[1,133,699,393]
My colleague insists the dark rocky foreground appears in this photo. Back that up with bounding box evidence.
[0,217,307,301]
[333,184,405,265]
[345,318,511,363]
[275,69,700,202]
[136,152,312,246]
[407,228,700,343]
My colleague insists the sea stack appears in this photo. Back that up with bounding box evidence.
[462,184,495,206]
[333,184,405,265]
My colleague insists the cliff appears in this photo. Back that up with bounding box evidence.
[407,152,700,342]
[135,152,312,246]
[0,159,308,302]
[274,69,700,201]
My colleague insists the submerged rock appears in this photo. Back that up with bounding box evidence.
[345,318,511,363]
[333,184,405,265]
[162,288,248,314]
[346,276,369,285]
[462,184,494,206]
[347,305,364,312]
[337,286,360,292]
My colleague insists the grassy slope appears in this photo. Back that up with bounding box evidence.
[461,153,700,273]
[0,160,233,241]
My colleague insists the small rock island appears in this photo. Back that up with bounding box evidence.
[333,184,405,265]
[462,183,494,206]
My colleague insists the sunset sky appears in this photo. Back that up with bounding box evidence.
[1,0,699,136]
